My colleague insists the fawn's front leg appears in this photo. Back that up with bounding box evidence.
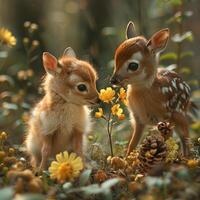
[172,112,190,157]
[126,117,145,156]
[71,128,83,157]
[39,135,52,171]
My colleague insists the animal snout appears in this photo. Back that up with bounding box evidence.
[110,75,120,85]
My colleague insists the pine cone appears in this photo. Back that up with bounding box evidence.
[157,121,173,140]
[138,134,167,173]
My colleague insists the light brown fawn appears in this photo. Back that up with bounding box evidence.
[111,21,192,156]
[25,47,99,170]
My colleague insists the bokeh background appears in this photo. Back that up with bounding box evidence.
[0,0,199,150]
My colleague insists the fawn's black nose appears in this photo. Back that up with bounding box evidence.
[110,76,119,85]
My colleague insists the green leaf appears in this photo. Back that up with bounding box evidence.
[81,184,102,195]
[179,67,191,75]
[2,102,18,110]
[160,52,177,61]
[63,182,73,191]
[169,0,182,6]
[184,11,193,18]
[79,169,92,186]
[167,11,182,24]
[189,80,199,87]
[101,27,116,36]
[101,178,120,189]
[0,51,8,58]
[103,188,112,200]
[171,31,193,43]
[180,51,194,59]
[0,187,14,200]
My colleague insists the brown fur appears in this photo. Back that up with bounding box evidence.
[25,52,98,170]
[112,25,191,156]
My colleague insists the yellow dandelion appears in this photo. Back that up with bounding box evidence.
[118,88,128,105]
[111,104,123,116]
[49,151,83,183]
[99,87,115,103]
[95,108,103,118]
[165,137,179,162]
[0,28,16,47]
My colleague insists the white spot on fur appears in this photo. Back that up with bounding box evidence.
[177,101,182,109]
[179,83,184,90]
[69,74,82,82]
[161,87,169,94]
[185,87,190,95]
[172,80,177,89]
[181,93,186,99]
[130,52,143,61]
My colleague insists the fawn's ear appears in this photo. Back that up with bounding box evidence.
[63,47,76,58]
[147,28,170,53]
[43,52,61,75]
[126,21,136,39]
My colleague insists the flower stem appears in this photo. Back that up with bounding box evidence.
[107,112,114,157]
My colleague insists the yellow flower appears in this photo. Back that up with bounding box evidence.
[95,108,103,118]
[118,114,125,120]
[49,151,83,183]
[187,159,199,168]
[99,87,115,103]
[0,132,7,140]
[0,28,16,47]
[118,88,128,105]
[165,137,179,162]
[111,104,123,116]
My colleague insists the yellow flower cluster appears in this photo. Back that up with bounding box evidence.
[0,28,16,47]
[99,87,115,103]
[49,151,83,183]
[118,87,128,105]
[111,104,125,120]
[165,137,179,162]
[95,87,127,120]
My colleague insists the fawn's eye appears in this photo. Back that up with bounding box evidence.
[77,84,87,92]
[127,62,139,72]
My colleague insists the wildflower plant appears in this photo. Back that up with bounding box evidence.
[95,87,127,157]
[48,151,84,183]
[0,28,16,47]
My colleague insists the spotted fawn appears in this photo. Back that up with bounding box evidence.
[111,21,193,156]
